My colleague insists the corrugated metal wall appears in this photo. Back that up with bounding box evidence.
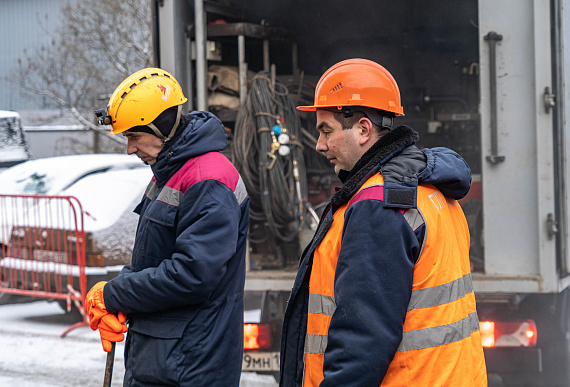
[0,0,73,110]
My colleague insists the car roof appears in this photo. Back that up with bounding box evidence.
[0,154,147,196]
[0,110,21,119]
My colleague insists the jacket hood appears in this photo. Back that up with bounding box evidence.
[417,147,472,200]
[151,111,227,185]
[332,125,471,207]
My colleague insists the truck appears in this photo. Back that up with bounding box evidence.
[152,0,570,385]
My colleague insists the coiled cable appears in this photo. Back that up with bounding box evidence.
[232,72,308,243]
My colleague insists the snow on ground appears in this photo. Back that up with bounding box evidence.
[0,300,277,387]
[0,300,124,387]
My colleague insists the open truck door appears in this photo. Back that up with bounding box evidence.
[154,1,570,384]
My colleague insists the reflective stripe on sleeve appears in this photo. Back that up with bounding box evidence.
[397,311,480,352]
[407,273,474,311]
[402,208,425,231]
[156,185,183,206]
[150,176,247,206]
[234,175,248,205]
[144,180,158,199]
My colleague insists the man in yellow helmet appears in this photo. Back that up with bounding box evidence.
[86,68,249,386]
[279,59,487,386]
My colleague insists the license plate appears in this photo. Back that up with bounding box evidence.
[33,250,67,263]
[242,351,280,371]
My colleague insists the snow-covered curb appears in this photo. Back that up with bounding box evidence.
[0,258,124,276]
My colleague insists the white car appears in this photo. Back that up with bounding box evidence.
[0,154,153,309]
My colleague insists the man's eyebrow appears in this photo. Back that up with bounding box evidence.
[316,122,331,132]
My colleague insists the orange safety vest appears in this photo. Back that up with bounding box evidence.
[303,173,487,386]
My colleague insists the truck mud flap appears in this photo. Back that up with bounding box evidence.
[484,347,542,374]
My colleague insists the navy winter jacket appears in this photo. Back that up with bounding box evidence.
[104,111,249,386]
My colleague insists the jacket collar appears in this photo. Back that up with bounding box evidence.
[151,112,227,186]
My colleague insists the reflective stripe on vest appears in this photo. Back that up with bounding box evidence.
[308,293,336,315]
[305,273,477,355]
[398,311,480,352]
[306,293,336,354]
[407,272,473,311]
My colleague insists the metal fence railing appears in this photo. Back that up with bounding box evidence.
[0,194,88,336]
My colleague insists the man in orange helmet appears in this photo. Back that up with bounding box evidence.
[279,59,487,386]
[86,68,249,386]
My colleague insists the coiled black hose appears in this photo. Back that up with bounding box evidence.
[232,72,308,243]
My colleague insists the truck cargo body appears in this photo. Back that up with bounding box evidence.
[154,0,570,384]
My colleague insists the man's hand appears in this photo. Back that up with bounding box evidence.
[97,312,128,352]
[85,281,128,352]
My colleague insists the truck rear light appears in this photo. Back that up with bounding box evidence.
[480,321,495,347]
[479,320,537,348]
[244,323,271,350]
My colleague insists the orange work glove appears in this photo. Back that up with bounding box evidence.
[85,281,128,352]
[98,312,128,352]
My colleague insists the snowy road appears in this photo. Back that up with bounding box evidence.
[0,300,278,387]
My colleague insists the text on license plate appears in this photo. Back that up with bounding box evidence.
[242,352,280,371]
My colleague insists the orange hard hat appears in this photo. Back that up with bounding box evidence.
[297,58,404,116]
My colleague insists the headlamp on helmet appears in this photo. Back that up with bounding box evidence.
[94,108,112,126]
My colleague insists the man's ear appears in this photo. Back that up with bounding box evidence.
[357,117,375,145]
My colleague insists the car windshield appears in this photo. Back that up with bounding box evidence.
[0,165,106,195]
[2,170,55,195]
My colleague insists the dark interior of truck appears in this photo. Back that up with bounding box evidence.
[197,0,483,270]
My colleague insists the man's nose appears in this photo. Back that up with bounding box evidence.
[315,132,327,152]
[126,138,136,155]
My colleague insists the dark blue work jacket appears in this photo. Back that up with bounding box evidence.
[104,112,249,386]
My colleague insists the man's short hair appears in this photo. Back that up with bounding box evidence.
[331,110,371,130]
[325,108,393,136]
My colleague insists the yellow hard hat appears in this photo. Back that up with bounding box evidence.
[102,68,187,135]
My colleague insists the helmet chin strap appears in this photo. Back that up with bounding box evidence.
[341,106,393,130]
[146,105,183,142]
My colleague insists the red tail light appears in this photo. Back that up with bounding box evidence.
[480,321,495,347]
[479,320,537,348]
[244,323,271,350]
